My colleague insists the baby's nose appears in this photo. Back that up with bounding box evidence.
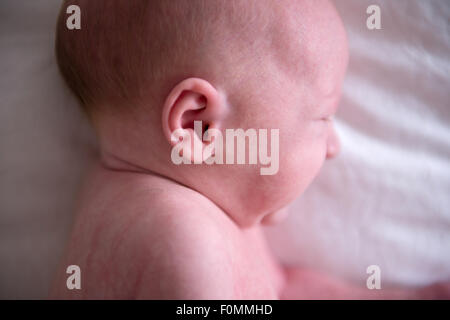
[326,124,340,160]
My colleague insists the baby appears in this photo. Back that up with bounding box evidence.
[50,0,448,299]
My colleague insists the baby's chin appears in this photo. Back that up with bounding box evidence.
[260,207,290,225]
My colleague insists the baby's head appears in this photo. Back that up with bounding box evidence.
[56,0,348,227]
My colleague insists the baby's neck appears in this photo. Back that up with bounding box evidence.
[99,150,242,223]
[99,148,270,229]
[100,150,162,177]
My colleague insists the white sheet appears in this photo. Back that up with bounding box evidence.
[0,0,449,299]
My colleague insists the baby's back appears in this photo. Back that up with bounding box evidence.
[50,163,284,299]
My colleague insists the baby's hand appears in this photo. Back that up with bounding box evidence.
[280,267,450,300]
[415,282,450,300]
[261,207,290,225]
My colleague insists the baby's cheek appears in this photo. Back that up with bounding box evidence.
[278,136,326,199]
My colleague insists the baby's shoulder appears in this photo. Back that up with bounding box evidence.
[103,170,232,233]
[87,168,238,298]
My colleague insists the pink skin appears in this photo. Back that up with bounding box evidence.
[50,0,449,299]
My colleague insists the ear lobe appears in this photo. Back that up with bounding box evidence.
[162,78,226,163]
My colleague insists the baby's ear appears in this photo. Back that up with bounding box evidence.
[162,78,227,163]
